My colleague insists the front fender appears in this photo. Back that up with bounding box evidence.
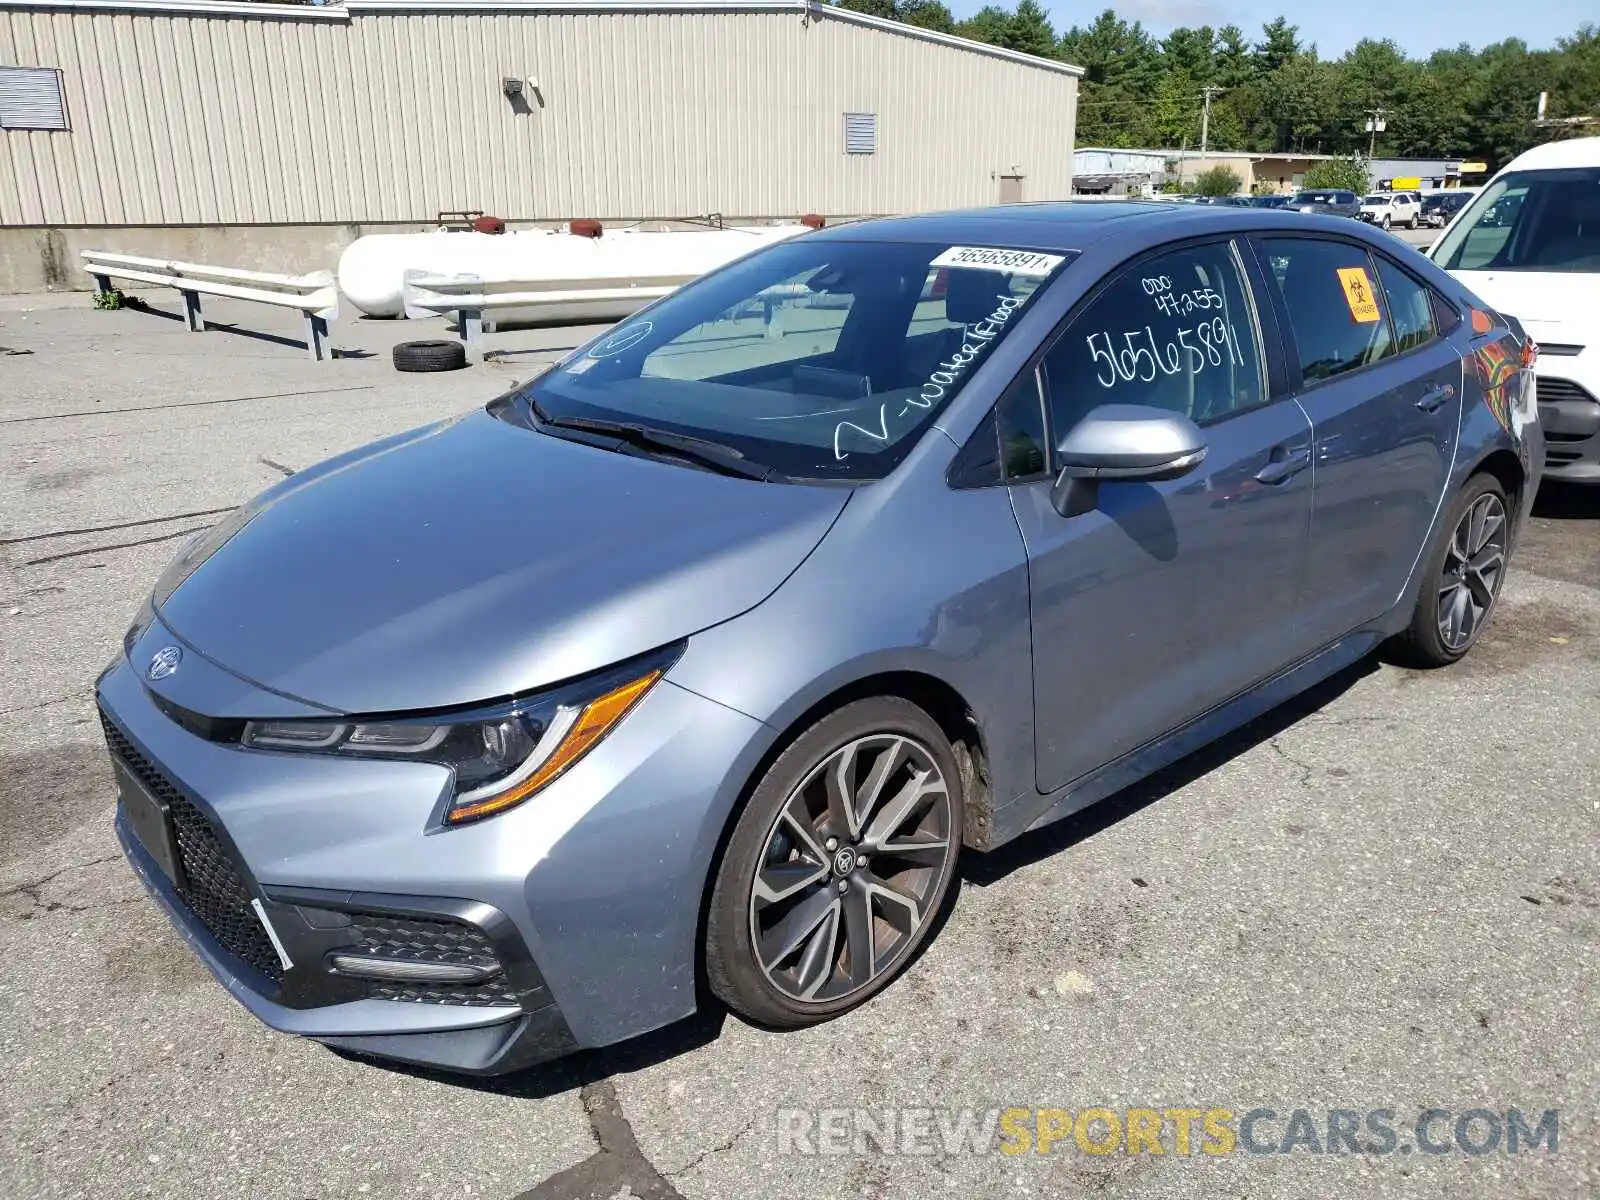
[667,470,1037,845]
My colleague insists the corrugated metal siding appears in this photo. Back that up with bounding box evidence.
[0,5,1076,226]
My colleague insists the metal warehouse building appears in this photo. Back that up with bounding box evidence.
[0,0,1081,292]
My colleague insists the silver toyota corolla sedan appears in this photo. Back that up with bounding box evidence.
[99,204,1545,1075]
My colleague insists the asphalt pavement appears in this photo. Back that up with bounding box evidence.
[0,293,1595,1200]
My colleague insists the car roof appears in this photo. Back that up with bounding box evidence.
[812,201,1321,254]
[1502,136,1600,174]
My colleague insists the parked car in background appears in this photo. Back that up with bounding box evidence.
[100,202,1543,1076]
[1422,189,1478,228]
[1251,195,1292,209]
[1360,193,1421,230]
[1431,137,1600,483]
[1287,189,1361,218]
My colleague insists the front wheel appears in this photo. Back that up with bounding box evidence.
[1381,214,1392,230]
[1390,475,1511,667]
[705,697,963,1028]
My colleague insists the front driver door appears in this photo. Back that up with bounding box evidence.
[1011,237,1315,794]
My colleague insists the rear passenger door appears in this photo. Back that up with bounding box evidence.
[1252,236,1463,649]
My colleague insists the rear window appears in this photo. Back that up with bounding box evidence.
[524,239,1066,482]
[1431,167,1600,273]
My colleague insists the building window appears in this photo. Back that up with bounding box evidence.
[0,67,68,131]
[843,112,877,155]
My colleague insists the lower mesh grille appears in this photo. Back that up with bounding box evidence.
[101,712,285,982]
[344,911,517,1006]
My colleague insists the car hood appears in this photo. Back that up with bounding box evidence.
[1447,270,1600,351]
[152,408,850,714]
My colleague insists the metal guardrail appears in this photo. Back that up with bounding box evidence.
[402,271,682,359]
[81,251,341,361]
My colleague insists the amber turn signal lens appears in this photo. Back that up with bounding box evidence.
[445,670,663,824]
[1521,339,1539,368]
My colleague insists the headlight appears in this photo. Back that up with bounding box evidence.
[240,646,679,825]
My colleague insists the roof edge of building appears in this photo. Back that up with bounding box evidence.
[813,5,1083,76]
[0,0,1086,73]
[0,0,349,18]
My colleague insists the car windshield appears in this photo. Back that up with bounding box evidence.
[515,238,1066,482]
[1292,192,1333,204]
[1432,167,1600,273]
[1364,195,1390,204]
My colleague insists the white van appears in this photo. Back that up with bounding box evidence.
[1429,137,1600,484]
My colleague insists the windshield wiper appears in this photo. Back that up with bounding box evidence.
[527,399,777,481]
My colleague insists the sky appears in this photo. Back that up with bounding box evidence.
[946,0,1592,59]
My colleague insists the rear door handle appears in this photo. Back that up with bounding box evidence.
[1416,382,1456,412]
[1255,447,1312,485]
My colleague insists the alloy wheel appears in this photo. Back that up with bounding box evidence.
[1437,491,1507,651]
[747,733,953,1004]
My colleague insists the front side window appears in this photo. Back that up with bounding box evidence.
[1259,237,1395,385]
[524,239,1065,482]
[1432,167,1600,272]
[1374,258,1436,354]
[1040,240,1266,435]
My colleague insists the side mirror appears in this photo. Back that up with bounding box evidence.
[1049,404,1208,518]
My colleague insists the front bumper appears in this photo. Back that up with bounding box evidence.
[1536,372,1600,483]
[98,624,772,1074]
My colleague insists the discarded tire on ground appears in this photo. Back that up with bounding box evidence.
[393,339,467,372]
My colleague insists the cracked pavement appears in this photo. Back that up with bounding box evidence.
[1,294,1597,1199]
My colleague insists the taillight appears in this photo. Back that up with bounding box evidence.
[1521,339,1538,368]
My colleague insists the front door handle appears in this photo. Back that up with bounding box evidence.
[1416,382,1457,412]
[1255,447,1312,485]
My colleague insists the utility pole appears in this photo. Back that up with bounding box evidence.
[1364,108,1387,158]
[1199,87,1223,163]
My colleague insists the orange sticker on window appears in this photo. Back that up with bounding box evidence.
[1335,267,1382,324]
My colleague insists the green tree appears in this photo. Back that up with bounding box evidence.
[834,0,896,18]
[1194,164,1244,195]
[1059,10,1164,146]
[1163,26,1218,86]
[1215,24,1253,88]
[955,4,1011,44]
[1003,0,1057,57]
[1302,155,1371,192]
[1253,17,1302,74]
[898,0,954,32]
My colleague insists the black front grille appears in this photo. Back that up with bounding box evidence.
[101,713,285,982]
[1538,376,1597,407]
[344,911,517,1006]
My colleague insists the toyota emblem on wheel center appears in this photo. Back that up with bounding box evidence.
[147,646,182,681]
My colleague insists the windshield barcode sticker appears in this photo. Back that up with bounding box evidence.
[929,246,1066,277]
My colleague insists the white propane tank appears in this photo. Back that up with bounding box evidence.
[338,223,811,321]
[337,229,556,318]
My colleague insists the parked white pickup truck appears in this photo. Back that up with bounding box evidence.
[1358,192,1420,229]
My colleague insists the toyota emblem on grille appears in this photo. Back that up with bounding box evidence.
[147,646,183,681]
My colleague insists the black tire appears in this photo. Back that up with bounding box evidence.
[393,339,467,372]
[705,697,963,1029]
[1389,474,1511,667]
[1381,214,1392,230]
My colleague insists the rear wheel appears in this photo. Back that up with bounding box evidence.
[1390,475,1511,667]
[705,697,962,1028]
